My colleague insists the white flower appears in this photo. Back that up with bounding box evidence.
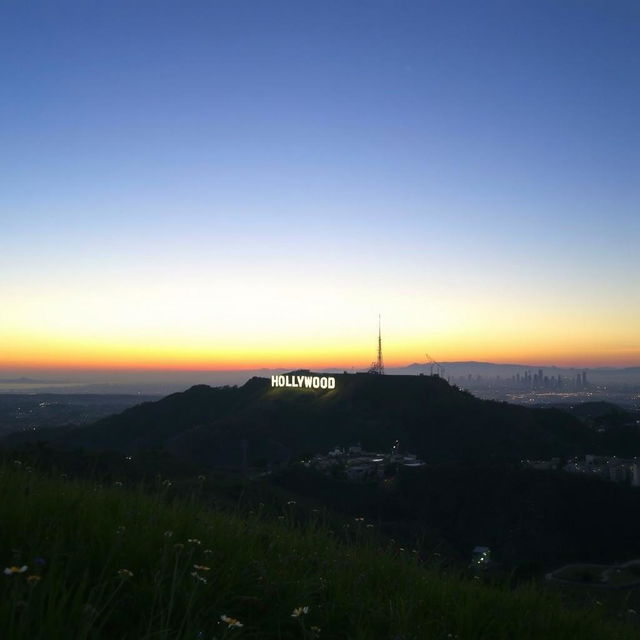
[4,565,28,575]
[190,571,207,584]
[221,614,243,628]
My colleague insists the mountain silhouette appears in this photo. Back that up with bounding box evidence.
[5,372,597,467]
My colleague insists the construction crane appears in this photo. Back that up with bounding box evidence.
[425,353,444,378]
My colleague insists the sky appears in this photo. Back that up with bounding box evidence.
[1,0,639,372]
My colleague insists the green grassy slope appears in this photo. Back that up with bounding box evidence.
[1,462,635,639]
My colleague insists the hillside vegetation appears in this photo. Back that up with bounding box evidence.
[1,462,637,640]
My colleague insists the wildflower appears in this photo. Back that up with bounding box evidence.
[197,475,206,481]
[366,524,374,528]
[26,575,41,584]
[354,517,365,522]
[291,606,309,617]
[287,500,296,505]
[162,480,172,487]
[117,569,134,578]
[4,565,28,575]
[204,549,213,555]
[193,564,210,571]
[221,614,243,628]
[191,571,207,584]
[114,481,123,487]
[310,626,321,636]
[163,531,174,538]
[13,460,22,466]
[187,538,201,545]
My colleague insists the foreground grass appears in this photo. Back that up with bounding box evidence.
[0,462,635,639]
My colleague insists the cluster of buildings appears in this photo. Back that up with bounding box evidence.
[523,455,640,486]
[305,444,426,481]
[458,369,590,391]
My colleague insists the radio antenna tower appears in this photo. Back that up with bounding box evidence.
[368,315,385,375]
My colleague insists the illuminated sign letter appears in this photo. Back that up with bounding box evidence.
[271,374,336,390]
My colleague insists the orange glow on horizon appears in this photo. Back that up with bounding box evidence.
[2,317,639,371]
[2,347,639,372]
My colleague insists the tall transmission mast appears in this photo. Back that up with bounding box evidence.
[368,315,385,375]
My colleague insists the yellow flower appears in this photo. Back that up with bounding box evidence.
[193,564,210,571]
[4,565,28,575]
[221,614,243,628]
[27,575,41,584]
[291,606,309,617]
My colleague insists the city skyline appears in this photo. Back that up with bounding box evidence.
[2,1,639,372]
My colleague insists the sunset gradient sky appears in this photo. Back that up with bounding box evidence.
[2,1,639,372]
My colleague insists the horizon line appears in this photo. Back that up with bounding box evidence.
[1,360,639,375]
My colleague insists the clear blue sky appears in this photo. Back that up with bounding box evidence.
[1,1,639,369]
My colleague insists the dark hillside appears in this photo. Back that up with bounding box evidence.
[5,373,600,466]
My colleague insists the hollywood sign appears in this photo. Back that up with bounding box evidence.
[271,374,336,390]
